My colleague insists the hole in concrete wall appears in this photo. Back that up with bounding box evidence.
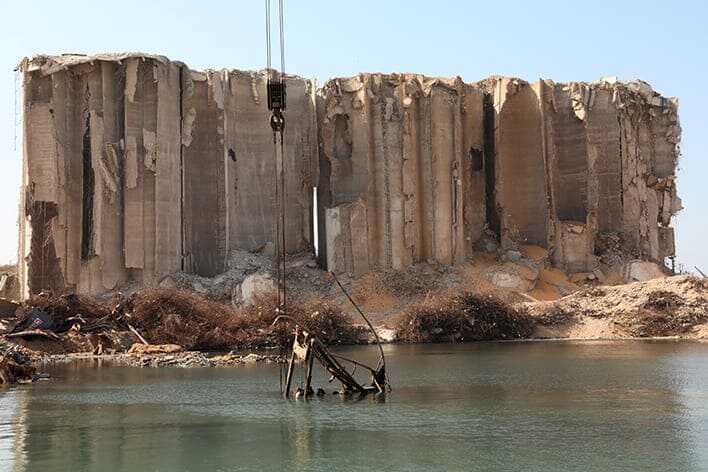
[483,95,499,237]
[333,114,352,160]
[81,112,94,260]
[228,148,236,162]
[469,146,483,172]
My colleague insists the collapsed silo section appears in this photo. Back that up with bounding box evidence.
[318,74,485,276]
[541,78,681,271]
[481,76,681,273]
[482,78,550,253]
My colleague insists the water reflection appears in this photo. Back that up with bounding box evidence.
[0,387,28,471]
[1,340,706,471]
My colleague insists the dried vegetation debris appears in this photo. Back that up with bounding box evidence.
[121,288,237,350]
[236,295,364,347]
[14,293,111,332]
[1,287,363,358]
[395,291,533,343]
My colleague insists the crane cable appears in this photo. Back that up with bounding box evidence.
[265,0,287,313]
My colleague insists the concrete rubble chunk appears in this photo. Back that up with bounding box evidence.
[624,260,666,283]
[486,263,537,292]
[236,273,276,306]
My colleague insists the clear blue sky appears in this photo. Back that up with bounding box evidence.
[1,0,706,271]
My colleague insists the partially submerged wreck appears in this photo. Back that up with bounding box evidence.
[276,318,387,398]
[275,274,388,398]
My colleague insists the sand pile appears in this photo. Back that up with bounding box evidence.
[526,275,708,337]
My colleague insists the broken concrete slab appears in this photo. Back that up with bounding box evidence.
[237,273,275,306]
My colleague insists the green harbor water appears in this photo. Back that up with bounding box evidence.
[1,340,707,471]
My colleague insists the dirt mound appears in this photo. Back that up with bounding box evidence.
[395,290,533,343]
[526,275,708,338]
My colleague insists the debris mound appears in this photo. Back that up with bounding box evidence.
[632,288,707,337]
[395,290,533,343]
[123,288,360,350]
[0,346,35,385]
[14,293,110,333]
[534,306,576,326]
[526,275,708,337]
[0,355,35,385]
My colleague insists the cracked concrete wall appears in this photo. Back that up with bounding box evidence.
[181,70,225,277]
[18,54,317,296]
[488,78,549,249]
[222,71,317,261]
[18,53,681,296]
[484,76,681,272]
[319,74,485,275]
[19,60,129,297]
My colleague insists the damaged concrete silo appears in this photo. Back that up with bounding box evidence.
[317,74,485,275]
[17,54,317,298]
[481,76,681,273]
[16,53,682,299]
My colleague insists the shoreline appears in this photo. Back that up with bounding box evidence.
[3,274,706,381]
[31,334,708,370]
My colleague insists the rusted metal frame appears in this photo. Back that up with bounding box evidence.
[331,273,386,373]
[330,353,385,394]
[313,347,363,392]
[304,338,314,396]
[272,315,376,395]
[283,346,296,398]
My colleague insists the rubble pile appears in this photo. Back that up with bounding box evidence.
[0,345,35,384]
[155,251,335,311]
[526,275,708,338]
